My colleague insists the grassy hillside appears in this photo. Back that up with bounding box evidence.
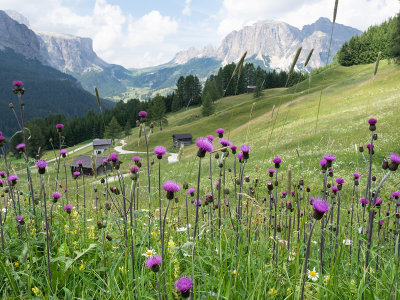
[1,60,399,299]
[118,61,399,189]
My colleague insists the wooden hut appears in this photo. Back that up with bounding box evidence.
[93,139,112,155]
[247,85,257,93]
[70,155,111,176]
[172,134,192,147]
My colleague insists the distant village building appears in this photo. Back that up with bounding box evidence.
[93,139,112,155]
[247,85,257,93]
[70,155,111,176]
[172,134,192,147]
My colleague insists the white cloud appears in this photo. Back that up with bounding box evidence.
[280,0,400,30]
[182,0,192,16]
[217,0,400,36]
[125,11,178,48]
[0,0,179,68]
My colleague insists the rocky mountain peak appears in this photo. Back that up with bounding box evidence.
[37,32,109,74]
[0,10,43,62]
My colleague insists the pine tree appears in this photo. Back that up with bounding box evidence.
[124,120,131,137]
[104,116,122,140]
[390,12,400,62]
[202,93,215,117]
[150,95,168,130]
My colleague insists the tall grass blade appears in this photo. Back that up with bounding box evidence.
[224,51,247,96]
[374,51,381,76]
[304,49,314,67]
[333,0,339,24]
[286,47,302,87]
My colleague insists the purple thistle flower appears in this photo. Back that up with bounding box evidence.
[194,199,202,206]
[237,152,243,161]
[331,186,338,192]
[312,198,330,220]
[73,171,80,177]
[323,154,336,162]
[175,277,193,295]
[206,135,215,141]
[60,149,67,155]
[219,139,231,147]
[145,255,162,272]
[163,181,181,192]
[379,220,383,227]
[366,144,374,149]
[230,145,237,154]
[13,81,23,87]
[240,145,250,153]
[52,192,62,200]
[64,204,73,214]
[76,160,83,166]
[375,198,382,206]
[138,111,147,117]
[282,191,287,196]
[56,124,64,132]
[273,156,282,163]
[216,128,225,134]
[108,152,118,162]
[130,165,139,174]
[0,171,5,178]
[336,178,344,184]
[389,153,400,171]
[35,160,47,169]
[268,169,275,177]
[16,143,25,150]
[320,159,327,170]
[386,211,390,216]
[187,188,195,196]
[132,156,141,162]
[0,136,5,146]
[163,180,181,199]
[360,198,369,206]
[368,118,377,124]
[391,191,400,199]
[353,173,361,179]
[196,137,214,157]
[390,153,400,164]
[154,146,167,158]
[291,190,295,196]
[16,215,24,225]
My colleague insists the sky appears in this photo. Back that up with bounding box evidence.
[1,0,399,68]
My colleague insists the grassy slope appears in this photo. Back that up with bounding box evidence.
[9,61,399,196]
[116,61,399,194]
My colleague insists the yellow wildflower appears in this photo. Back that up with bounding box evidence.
[268,288,277,295]
[287,288,292,294]
[119,266,124,273]
[14,262,19,267]
[149,284,153,290]
[32,287,40,296]
[72,241,78,247]
[324,275,330,284]
[79,264,85,271]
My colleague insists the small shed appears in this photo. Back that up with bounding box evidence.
[247,85,257,93]
[93,139,112,155]
[70,155,112,176]
[172,134,193,147]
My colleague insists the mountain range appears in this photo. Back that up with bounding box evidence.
[0,10,113,136]
[2,10,362,102]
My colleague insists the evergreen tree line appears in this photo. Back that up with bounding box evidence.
[171,62,307,112]
[337,15,400,66]
[12,62,306,156]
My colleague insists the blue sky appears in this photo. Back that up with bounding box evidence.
[1,0,399,68]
